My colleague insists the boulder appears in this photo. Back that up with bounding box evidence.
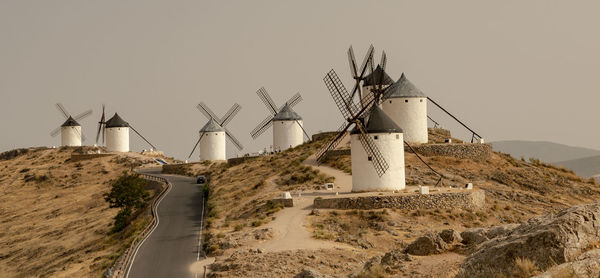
[405,232,448,255]
[533,249,600,278]
[294,268,333,278]
[460,228,488,246]
[458,203,600,278]
[484,224,519,239]
[439,229,462,244]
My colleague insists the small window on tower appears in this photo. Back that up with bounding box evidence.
[396,134,400,140]
[374,135,378,140]
[368,156,372,161]
[389,100,392,104]
[420,99,423,102]
[405,99,409,103]
[215,133,218,135]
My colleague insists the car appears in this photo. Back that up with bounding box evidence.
[196,175,207,184]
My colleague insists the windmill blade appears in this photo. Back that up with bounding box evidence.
[196,102,221,122]
[380,51,387,71]
[323,69,359,120]
[349,45,375,103]
[129,124,157,150]
[250,114,274,139]
[73,109,93,121]
[283,93,303,109]
[295,120,311,141]
[219,103,241,127]
[256,87,278,115]
[187,132,206,159]
[55,103,70,119]
[347,45,358,78]
[224,127,244,151]
[356,121,389,177]
[315,121,352,163]
[96,105,105,144]
[50,126,61,137]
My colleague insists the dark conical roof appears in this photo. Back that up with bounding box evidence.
[363,65,394,86]
[383,73,426,99]
[200,118,225,132]
[105,113,129,128]
[61,116,80,127]
[273,103,302,121]
[351,106,403,134]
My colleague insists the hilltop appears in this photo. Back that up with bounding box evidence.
[0,146,173,277]
[171,130,600,277]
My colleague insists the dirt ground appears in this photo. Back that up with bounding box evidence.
[0,146,169,277]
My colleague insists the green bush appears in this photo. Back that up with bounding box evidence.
[104,172,149,233]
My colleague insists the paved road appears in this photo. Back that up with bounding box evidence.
[127,168,205,278]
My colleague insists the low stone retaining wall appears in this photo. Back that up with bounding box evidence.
[313,190,485,210]
[312,131,340,142]
[411,143,492,161]
[268,198,294,208]
[324,149,350,158]
[71,153,115,162]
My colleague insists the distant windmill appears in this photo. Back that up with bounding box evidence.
[95,105,157,152]
[250,87,310,151]
[188,102,244,161]
[50,103,92,147]
[317,69,406,191]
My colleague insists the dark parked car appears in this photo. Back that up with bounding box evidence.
[196,175,207,184]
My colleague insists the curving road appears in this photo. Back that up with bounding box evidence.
[127,168,205,278]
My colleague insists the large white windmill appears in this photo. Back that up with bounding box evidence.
[95,105,157,153]
[250,87,310,151]
[188,102,244,161]
[49,103,93,147]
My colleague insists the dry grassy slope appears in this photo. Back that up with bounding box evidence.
[0,146,167,278]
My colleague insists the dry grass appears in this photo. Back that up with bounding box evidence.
[0,147,165,277]
[512,257,540,278]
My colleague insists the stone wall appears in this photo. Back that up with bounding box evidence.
[311,131,340,142]
[324,149,351,158]
[411,143,492,161]
[268,198,294,208]
[313,190,485,210]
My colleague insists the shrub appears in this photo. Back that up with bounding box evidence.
[512,257,539,278]
[104,172,149,233]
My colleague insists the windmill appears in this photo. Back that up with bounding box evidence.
[188,102,244,161]
[50,103,92,147]
[95,105,157,152]
[316,69,406,191]
[250,87,310,151]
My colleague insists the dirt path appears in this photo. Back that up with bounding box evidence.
[252,155,355,253]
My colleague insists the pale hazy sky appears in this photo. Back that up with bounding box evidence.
[1,0,599,159]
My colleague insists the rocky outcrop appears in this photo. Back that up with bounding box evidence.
[458,203,600,278]
[533,249,600,278]
[460,224,520,247]
[405,232,448,256]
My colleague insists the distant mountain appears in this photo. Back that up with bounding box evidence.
[554,155,600,178]
[491,140,600,163]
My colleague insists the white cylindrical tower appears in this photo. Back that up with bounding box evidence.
[361,65,394,107]
[350,107,405,192]
[60,116,82,146]
[381,73,428,144]
[272,104,304,151]
[199,119,226,161]
[105,113,130,152]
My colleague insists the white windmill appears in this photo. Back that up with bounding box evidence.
[188,102,244,161]
[381,73,428,143]
[318,69,406,192]
[95,105,157,153]
[250,87,310,151]
[50,103,92,147]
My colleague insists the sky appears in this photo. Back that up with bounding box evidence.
[1,0,599,160]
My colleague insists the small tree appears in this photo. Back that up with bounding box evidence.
[104,172,149,232]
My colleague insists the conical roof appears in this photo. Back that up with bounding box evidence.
[200,118,225,132]
[273,103,302,121]
[363,65,394,87]
[383,73,426,99]
[105,113,129,128]
[61,116,80,127]
[351,106,403,134]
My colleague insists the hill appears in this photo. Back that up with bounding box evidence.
[169,131,600,277]
[554,155,600,177]
[491,140,600,163]
[0,146,171,277]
